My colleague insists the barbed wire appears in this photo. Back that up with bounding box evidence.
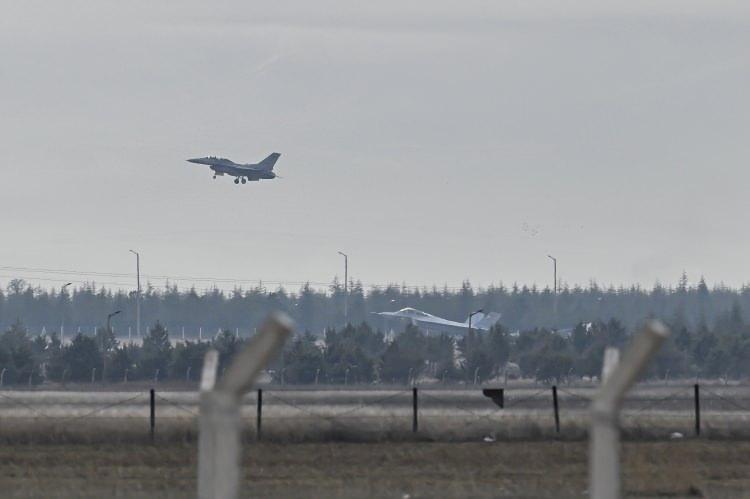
[557,387,592,403]
[155,394,199,417]
[701,388,750,412]
[3,387,750,436]
[418,391,508,431]
[631,386,694,414]
[0,392,53,418]
[263,389,410,428]
[0,392,147,421]
[54,393,147,422]
[504,388,549,408]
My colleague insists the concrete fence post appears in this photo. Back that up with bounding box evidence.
[589,320,670,499]
[601,347,620,383]
[198,312,293,499]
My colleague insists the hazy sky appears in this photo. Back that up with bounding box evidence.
[2,1,749,293]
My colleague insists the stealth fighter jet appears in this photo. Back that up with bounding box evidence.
[374,308,501,335]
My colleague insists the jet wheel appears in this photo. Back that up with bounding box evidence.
[241,178,247,184]
[234,178,240,184]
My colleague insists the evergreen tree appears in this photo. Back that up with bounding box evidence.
[139,322,172,381]
[63,334,101,382]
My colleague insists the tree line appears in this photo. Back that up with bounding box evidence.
[2,273,750,336]
[2,299,749,386]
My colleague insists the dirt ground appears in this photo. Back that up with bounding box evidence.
[1,440,749,498]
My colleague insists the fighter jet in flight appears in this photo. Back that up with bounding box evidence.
[374,308,502,335]
[187,153,281,184]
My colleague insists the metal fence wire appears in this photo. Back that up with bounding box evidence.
[2,384,750,440]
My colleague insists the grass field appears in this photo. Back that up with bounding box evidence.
[3,385,750,496]
[1,440,749,497]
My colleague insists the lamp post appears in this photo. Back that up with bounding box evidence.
[106,310,122,335]
[129,249,141,338]
[467,309,484,338]
[337,251,349,323]
[98,310,121,383]
[60,282,72,344]
[547,254,558,323]
[547,255,557,294]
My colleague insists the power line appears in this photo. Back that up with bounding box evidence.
[0,265,469,291]
[0,274,135,289]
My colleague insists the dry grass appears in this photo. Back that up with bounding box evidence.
[0,440,748,497]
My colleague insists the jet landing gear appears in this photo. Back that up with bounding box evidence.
[234,178,240,184]
[213,175,216,179]
[241,178,247,184]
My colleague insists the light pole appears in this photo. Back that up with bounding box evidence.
[547,254,558,323]
[60,282,72,344]
[107,310,122,335]
[337,251,349,323]
[100,310,121,383]
[547,255,557,294]
[129,249,141,338]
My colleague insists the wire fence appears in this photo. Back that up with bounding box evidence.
[3,384,750,441]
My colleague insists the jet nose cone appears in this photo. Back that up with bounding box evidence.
[187,158,202,164]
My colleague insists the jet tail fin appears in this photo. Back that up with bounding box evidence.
[464,312,486,326]
[257,152,281,171]
[476,312,502,330]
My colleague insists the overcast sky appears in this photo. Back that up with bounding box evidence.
[1,1,749,293]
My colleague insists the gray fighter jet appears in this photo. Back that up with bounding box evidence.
[187,153,281,184]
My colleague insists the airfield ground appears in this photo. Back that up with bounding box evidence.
[3,386,750,497]
[1,440,749,498]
